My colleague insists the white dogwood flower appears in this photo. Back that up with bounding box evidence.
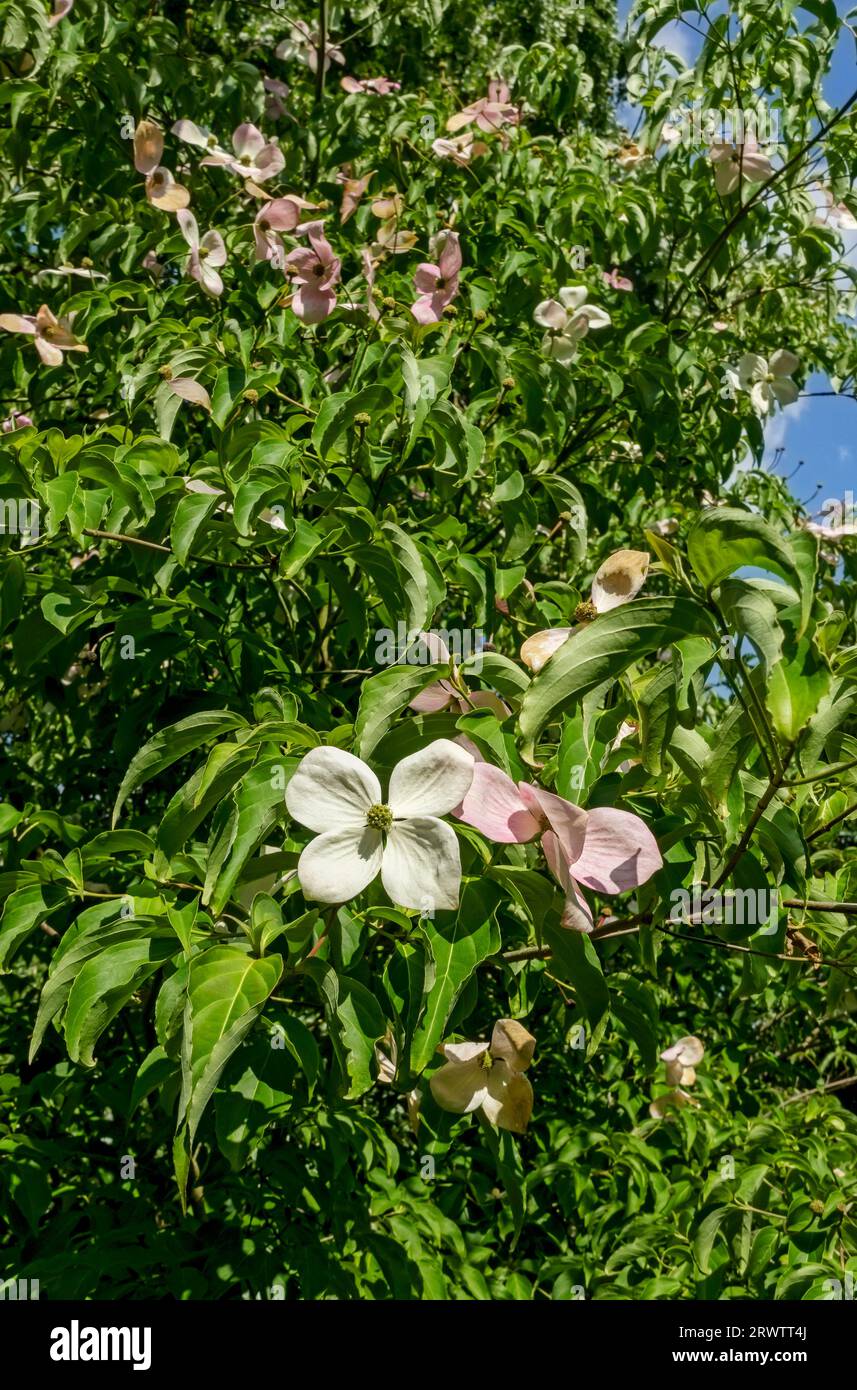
[661,1035,704,1086]
[737,349,800,415]
[649,1035,704,1117]
[430,1018,536,1132]
[709,140,773,195]
[533,286,611,364]
[285,741,474,910]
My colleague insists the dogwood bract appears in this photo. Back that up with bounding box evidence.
[253,196,320,266]
[534,286,611,363]
[283,223,341,323]
[0,304,88,367]
[709,140,773,195]
[432,133,488,166]
[736,350,800,415]
[132,121,190,212]
[430,1018,536,1132]
[411,231,462,324]
[520,548,650,673]
[408,630,508,719]
[446,80,519,137]
[456,762,662,931]
[285,741,475,910]
[341,76,401,95]
[662,1036,704,1085]
[650,1036,704,1117]
[174,120,284,183]
[177,210,227,297]
[276,20,344,72]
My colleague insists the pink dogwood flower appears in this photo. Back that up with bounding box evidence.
[2,412,34,432]
[0,304,87,366]
[263,76,290,121]
[534,286,611,364]
[174,119,284,183]
[133,120,190,212]
[337,168,375,223]
[446,79,519,135]
[817,191,857,231]
[408,631,508,720]
[368,193,417,253]
[456,762,662,931]
[341,75,401,96]
[254,196,320,267]
[520,548,650,674]
[411,230,461,324]
[49,0,73,25]
[283,222,341,323]
[602,266,633,292]
[141,250,164,281]
[177,210,227,297]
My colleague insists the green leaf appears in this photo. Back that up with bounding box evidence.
[518,598,718,759]
[766,639,831,742]
[0,556,24,635]
[0,883,69,969]
[381,521,440,633]
[214,1034,298,1170]
[543,924,609,1057]
[157,743,256,857]
[112,709,248,825]
[311,385,394,460]
[170,490,222,566]
[30,912,167,1061]
[687,508,802,596]
[203,756,293,915]
[64,936,176,1066]
[693,1205,731,1273]
[179,944,284,1143]
[354,663,448,761]
[410,878,502,1072]
[299,958,386,1098]
[717,579,784,675]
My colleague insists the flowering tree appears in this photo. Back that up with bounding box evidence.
[1,0,857,1300]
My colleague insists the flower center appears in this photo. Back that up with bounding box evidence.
[313,263,325,277]
[436,277,446,289]
[207,135,218,148]
[240,154,252,166]
[480,1052,494,1071]
[366,803,393,831]
[574,598,598,623]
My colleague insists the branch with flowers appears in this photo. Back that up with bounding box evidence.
[0,0,856,1300]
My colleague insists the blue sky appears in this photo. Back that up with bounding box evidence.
[615,1,856,516]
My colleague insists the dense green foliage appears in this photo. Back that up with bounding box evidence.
[1,0,856,1300]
